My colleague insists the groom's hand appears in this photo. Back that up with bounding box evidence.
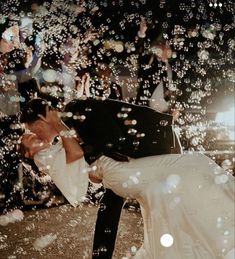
[38,107,62,128]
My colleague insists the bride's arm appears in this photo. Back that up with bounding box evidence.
[39,107,84,163]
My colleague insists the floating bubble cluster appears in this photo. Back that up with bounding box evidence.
[0,1,234,256]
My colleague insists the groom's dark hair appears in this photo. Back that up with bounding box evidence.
[20,98,49,124]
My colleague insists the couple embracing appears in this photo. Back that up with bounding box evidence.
[19,98,234,259]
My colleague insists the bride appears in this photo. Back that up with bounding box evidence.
[20,109,234,259]
[92,154,234,259]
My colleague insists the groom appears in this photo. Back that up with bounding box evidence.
[20,97,181,258]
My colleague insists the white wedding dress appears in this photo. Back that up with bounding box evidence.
[93,153,235,259]
[34,140,234,259]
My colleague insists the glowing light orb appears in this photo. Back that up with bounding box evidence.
[160,234,174,247]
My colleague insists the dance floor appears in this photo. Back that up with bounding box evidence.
[0,204,143,258]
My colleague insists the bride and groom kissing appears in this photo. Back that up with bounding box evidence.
[19,98,234,259]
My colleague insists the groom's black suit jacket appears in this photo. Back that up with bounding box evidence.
[64,98,177,160]
[63,98,179,259]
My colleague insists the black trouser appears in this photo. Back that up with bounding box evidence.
[92,189,124,259]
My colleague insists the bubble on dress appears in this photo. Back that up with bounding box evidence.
[216,217,223,228]
[215,174,229,185]
[166,174,181,188]
[160,234,174,247]
[129,175,139,184]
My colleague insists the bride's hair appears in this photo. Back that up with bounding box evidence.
[20,98,50,124]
